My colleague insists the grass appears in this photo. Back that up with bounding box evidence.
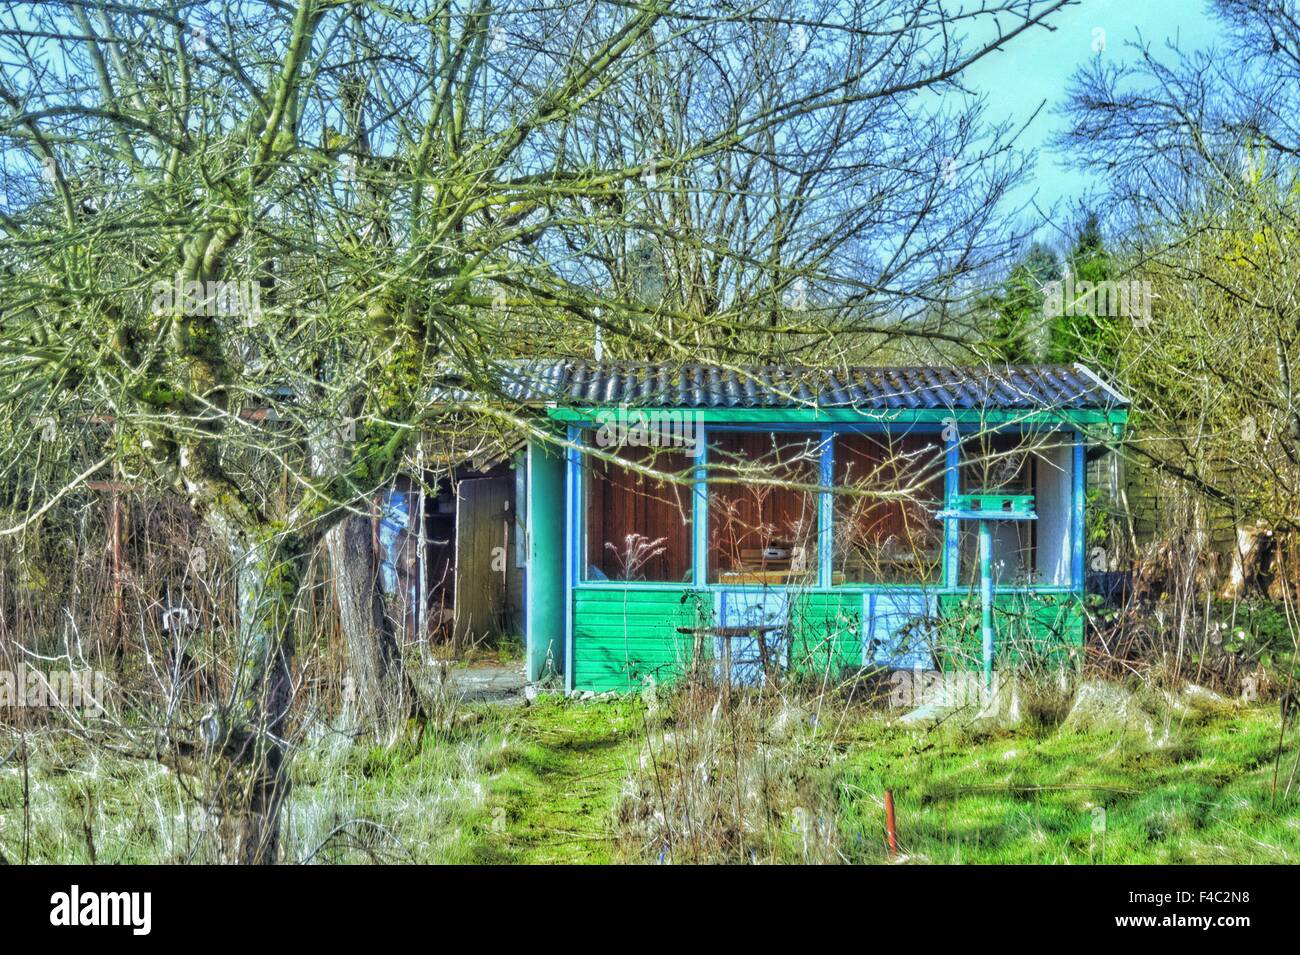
[0,731,199,864]
[284,718,508,864]
[0,695,645,864]
[472,695,644,863]
[453,635,526,668]
[613,687,847,863]
[289,694,645,864]
[834,703,1300,864]
[0,719,511,864]
[3,687,1296,864]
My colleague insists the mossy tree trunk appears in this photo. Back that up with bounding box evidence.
[205,525,308,865]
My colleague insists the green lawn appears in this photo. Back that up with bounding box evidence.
[309,693,1298,865]
[462,692,1300,864]
[471,696,644,863]
[3,692,1295,864]
[833,704,1299,864]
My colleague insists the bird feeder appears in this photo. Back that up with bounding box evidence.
[934,492,1037,689]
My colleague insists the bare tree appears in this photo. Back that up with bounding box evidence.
[534,0,1064,365]
[1058,0,1300,590]
[0,0,1070,861]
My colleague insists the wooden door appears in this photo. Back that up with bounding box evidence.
[453,477,513,644]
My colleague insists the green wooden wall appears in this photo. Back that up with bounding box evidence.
[572,587,706,691]
[569,585,1084,690]
[934,591,1085,670]
[788,592,863,677]
[525,439,566,681]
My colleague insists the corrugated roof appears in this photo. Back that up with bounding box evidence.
[437,360,1129,411]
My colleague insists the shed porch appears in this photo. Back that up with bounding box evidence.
[504,362,1128,691]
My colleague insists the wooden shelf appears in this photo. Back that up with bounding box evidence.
[715,570,842,585]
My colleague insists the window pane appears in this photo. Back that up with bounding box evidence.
[708,431,820,584]
[962,431,1033,495]
[958,432,1068,586]
[833,431,943,584]
[584,437,693,582]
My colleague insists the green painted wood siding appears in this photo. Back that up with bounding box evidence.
[570,586,1085,690]
[935,591,1084,670]
[526,439,567,681]
[572,588,867,689]
[789,592,863,677]
[572,587,709,691]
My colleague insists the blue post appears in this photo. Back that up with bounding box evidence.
[1071,432,1085,591]
[979,518,994,692]
[818,431,834,589]
[943,430,960,588]
[564,425,581,692]
[692,425,708,588]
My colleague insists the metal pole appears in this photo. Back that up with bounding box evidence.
[979,518,994,693]
[109,489,124,667]
[884,789,899,858]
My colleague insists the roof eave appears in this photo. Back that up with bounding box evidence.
[545,405,1127,427]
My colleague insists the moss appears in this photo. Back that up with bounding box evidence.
[472,696,645,864]
[134,379,183,408]
[303,421,412,523]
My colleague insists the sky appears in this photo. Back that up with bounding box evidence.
[960,0,1226,236]
[0,0,1233,246]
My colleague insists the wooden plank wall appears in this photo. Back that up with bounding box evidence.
[453,476,516,644]
[1090,451,1238,560]
[834,432,944,583]
[572,586,702,690]
[708,431,819,576]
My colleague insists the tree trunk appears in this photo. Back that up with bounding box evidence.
[1222,522,1270,599]
[206,529,305,865]
[326,507,413,737]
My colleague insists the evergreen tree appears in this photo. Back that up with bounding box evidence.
[1049,211,1122,369]
[984,242,1061,362]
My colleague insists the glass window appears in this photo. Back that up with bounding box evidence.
[957,431,1075,586]
[833,431,944,584]
[584,437,693,582]
[708,431,820,584]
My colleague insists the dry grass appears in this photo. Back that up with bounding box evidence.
[615,677,852,864]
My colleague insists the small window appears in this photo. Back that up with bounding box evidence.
[708,431,820,584]
[584,436,693,582]
[833,431,944,584]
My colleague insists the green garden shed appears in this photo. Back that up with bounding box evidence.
[496,361,1129,692]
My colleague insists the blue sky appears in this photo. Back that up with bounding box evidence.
[962,0,1225,235]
